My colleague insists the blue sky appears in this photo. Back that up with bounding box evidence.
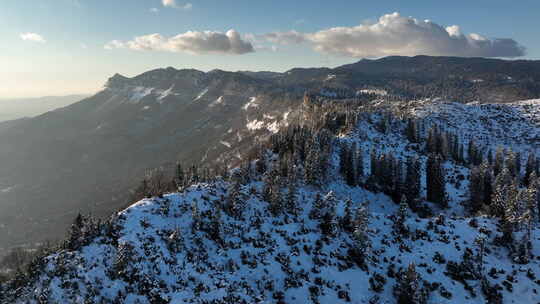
[1,0,539,98]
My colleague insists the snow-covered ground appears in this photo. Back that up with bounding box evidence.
[6,98,540,303]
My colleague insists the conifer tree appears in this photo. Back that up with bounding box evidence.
[494,147,505,177]
[502,180,520,243]
[394,195,409,235]
[392,158,404,203]
[353,204,370,258]
[394,263,427,304]
[304,142,320,186]
[468,166,484,213]
[309,193,324,220]
[426,154,448,208]
[355,146,364,185]
[481,162,493,207]
[405,119,418,143]
[405,156,421,208]
[491,167,511,218]
[339,142,356,186]
[321,205,338,236]
[66,213,85,250]
[341,198,354,233]
[524,153,536,186]
[506,150,517,178]
[191,202,201,233]
[474,233,487,276]
[285,181,298,216]
[227,179,243,218]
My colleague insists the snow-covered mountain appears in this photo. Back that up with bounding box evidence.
[3,98,540,303]
[2,55,540,268]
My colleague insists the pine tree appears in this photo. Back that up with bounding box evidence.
[269,186,284,216]
[405,119,417,143]
[370,148,378,181]
[66,213,85,250]
[227,180,243,218]
[341,198,354,233]
[191,202,201,232]
[506,150,518,178]
[474,233,487,276]
[339,142,356,186]
[394,263,427,304]
[286,181,298,216]
[304,141,320,186]
[524,153,536,186]
[487,149,493,165]
[309,193,324,220]
[355,146,364,185]
[392,158,404,203]
[353,204,370,257]
[516,151,522,178]
[394,195,409,235]
[502,180,520,243]
[426,154,448,208]
[481,162,493,207]
[468,166,484,213]
[321,205,338,236]
[405,156,421,209]
[491,167,511,218]
[209,207,223,243]
[494,147,505,177]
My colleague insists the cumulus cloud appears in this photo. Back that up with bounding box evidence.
[264,12,525,58]
[162,0,192,10]
[20,32,46,43]
[150,7,159,13]
[104,29,254,55]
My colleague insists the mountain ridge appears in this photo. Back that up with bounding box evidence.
[2,55,540,259]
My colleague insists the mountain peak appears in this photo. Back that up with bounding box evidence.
[104,73,130,88]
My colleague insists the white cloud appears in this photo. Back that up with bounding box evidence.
[104,29,254,55]
[20,32,46,43]
[162,0,176,7]
[104,40,125,50]
[264,12,525,58]
[150,7,159,13]
[162,0,192,10]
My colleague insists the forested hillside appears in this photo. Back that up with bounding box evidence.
[2,97,540,303]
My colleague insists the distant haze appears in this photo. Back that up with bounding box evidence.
[0,95,89,122]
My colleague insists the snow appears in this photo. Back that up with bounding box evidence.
[267,120,280,133]
[129,86,154,103]
[193,88,209,101]
[325,74,336,81]
[157,85,175,102]
[220,140,231,148]
[246,119,265,131]
[357,89,388,96]
[209,96,224,107]
[9,98,540,304]
[242,97,259,110]
[408,99,540,153]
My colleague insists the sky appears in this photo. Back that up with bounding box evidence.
[1,0,539,98]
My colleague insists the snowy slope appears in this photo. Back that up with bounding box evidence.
[4,98,540,303]
[13,180,540,303]
[408,99,540,153]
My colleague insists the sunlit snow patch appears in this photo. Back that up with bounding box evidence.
[242,97,259,110]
